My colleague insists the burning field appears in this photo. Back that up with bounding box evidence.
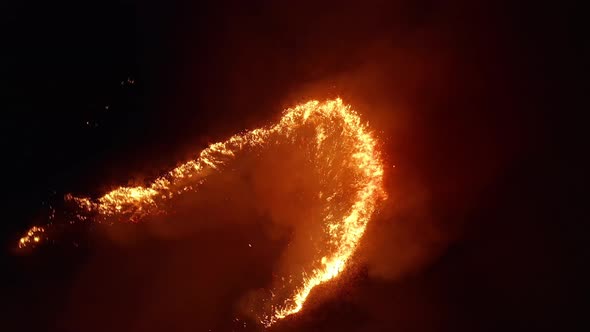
[18,98,386,327]
[4,1,580,331]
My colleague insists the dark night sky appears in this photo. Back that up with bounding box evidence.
[1,1,587,331]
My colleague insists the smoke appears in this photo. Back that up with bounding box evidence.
[10,1,545,331]
[30,100,379,331]
[58,138,313,331]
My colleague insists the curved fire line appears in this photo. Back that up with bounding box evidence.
[18,98,386,326]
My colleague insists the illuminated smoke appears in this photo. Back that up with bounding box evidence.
[18,98,386,325]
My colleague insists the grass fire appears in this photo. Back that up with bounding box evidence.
[18,98,386,326]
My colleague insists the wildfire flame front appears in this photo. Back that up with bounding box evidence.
[18,98,386,326]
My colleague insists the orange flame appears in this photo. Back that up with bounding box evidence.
[18,98,386,325]
[18,226,45,248]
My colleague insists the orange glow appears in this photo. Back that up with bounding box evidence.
[18,226,45,248]
[17,98,386,325]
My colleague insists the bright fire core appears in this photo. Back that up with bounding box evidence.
[18,99,386,326]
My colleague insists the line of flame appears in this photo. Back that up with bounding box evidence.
[18,98,386,326]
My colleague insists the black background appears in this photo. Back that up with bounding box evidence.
[1,0,586,331]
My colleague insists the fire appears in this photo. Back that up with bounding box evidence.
[18,226,45,249]
[17,98,386,326]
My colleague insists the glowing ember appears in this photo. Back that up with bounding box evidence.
[18,226,45,249]
[17,98,386,326]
